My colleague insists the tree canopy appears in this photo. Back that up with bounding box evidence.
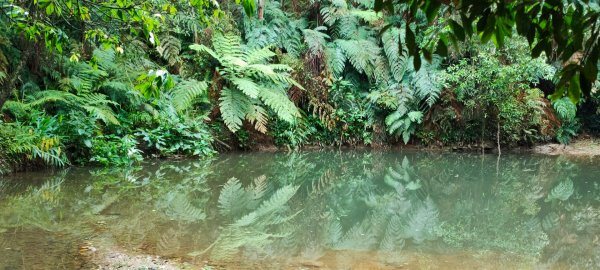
[371,0,599,103]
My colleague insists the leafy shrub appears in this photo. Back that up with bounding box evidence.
[431,39,556,146]
[0,113,68,172]
[553,97,580,145]
[90,134,143,166]
[136,118,215,157]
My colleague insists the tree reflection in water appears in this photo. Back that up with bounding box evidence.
[0,151,599,269]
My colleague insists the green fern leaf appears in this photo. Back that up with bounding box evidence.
[258,87,299,124]
[231,77,260,99]
[244,46,276,64]
[218,178,252,217]
[219,87,252,132]
[553,97,577,120]
[382,27,409,81]
[246,105,269,133]
[170,79,208,112]
[157,35,182,66]
[303,27,330,57]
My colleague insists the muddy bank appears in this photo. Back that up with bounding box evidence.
[533,138,600,157]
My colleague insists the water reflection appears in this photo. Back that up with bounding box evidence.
[1,151,599,269]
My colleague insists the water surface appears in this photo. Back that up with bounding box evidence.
[1,151,599,269]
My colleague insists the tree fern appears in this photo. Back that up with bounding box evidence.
[191,32,302,133]
[170,79,208,112]
[382,26,409,82]
[219,87,252,132]
[303,26,330,58]
[259,87,299,124]
[157,35,181,66]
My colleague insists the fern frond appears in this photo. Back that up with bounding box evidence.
[254,185,299,216]
[219,87,252,132]
[553,97,577,120]
[157,35,182,66]
[170,79,208,112]
[259,87,299,124]
[231,77,260,99]
[91,48,117,72]
[303,27,330,57]
[350,10,381,23]
[338,39,380,75]
[163,192,206,222]
[382,27,409,81]
[246,104,269,133]
[189,44,221,61]
[402,197,438,243]
[212,33,243,58]
[245,46,276,64]
[28,90,77,107]
[218,178,247,217]
[335,15,360,39]
[545,179,574,202]
[325,44,346,76]
[411,57,441,106]
[82,105,119,125]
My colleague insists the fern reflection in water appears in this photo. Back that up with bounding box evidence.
[1,152,600,268]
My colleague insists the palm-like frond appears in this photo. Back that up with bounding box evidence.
[337,39,381,75]
[303,27,330,58]
[191,32,302,133]
[382,26,409,82]
[170,79,208,112]
[219,87,253,132]
[157,35,181,66]
[259,87,299,124]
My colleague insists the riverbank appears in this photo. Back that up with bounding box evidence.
[532,138,600,157]
[1,137,599,176]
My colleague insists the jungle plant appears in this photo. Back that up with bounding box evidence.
[190,32,302,133]
[437,39,556,146]
[0,113,68,169]
[90,134,143,166]
[553,97,581,145]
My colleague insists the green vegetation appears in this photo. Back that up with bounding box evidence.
[1,0,599,171]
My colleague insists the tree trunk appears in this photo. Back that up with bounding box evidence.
[258,0,265,20]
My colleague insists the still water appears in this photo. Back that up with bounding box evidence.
[1,151,599,269]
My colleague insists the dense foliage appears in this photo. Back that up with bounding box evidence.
[0,0,599,171]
